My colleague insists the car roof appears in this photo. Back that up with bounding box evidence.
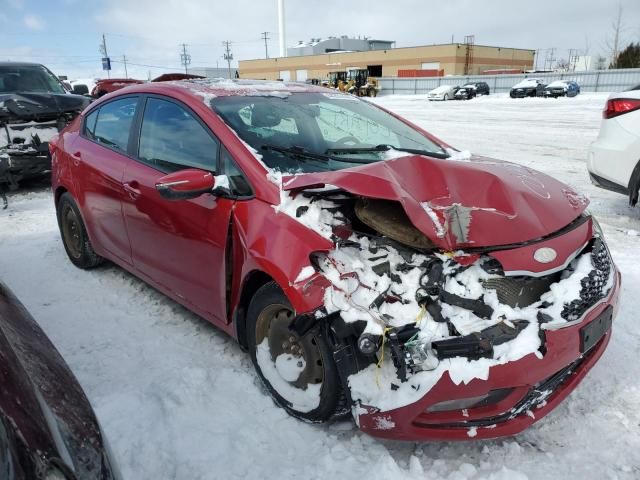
[0,61,46,68]
[117,78,330,99]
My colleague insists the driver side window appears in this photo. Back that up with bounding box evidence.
[138,97,219,172]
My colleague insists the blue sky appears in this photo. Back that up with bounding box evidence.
[1,0,638,80]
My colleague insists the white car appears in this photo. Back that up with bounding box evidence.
[588,85,640,205]
[427,85,457,101]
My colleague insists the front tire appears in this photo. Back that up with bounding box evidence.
[247,281,344,422]
[56,193,104,269]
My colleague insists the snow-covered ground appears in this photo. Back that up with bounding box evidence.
[1,93,639,480]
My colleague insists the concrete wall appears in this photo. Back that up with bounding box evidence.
[239,44,535,81]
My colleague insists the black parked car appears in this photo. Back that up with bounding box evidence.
[510,78,547,98]
[0,281,121,479]
[453,81,490,100]
[0,62,90,190]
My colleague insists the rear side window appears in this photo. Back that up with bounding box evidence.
[92,97,138,152]
[138,97,219,172]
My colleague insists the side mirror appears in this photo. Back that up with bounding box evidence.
[155,168,215,201]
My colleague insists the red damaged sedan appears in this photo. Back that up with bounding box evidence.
[50,79,620,441]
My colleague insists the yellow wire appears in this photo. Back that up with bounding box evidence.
[375,327,391,388]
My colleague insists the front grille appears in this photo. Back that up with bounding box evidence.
[482,274,558,308]
[561,239,612,321]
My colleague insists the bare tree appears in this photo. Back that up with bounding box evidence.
[555,58,570,71]
[605,4,624,67]
[595,55,608,70]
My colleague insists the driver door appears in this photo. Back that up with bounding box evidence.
[121,96,233,324]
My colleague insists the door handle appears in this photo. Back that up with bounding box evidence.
[123,181,141,198]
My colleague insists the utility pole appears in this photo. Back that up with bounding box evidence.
[99,34,110,78]
[261,31,270,59]
[223,41,233,79]
[180,43,191,74]
[122,55,128,78]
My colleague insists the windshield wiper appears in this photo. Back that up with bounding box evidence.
[260,144,332,162]
[326,144,450,159]
[261,144,383,165]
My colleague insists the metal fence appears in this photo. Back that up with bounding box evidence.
[377,68,640,95]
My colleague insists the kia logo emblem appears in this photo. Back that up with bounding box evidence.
[534,247,557,264]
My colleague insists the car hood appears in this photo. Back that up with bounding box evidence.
[282,155,588,250]
[0,92,90,122]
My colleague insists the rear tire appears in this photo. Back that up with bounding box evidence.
[56,193,104,269]
[247,281,344,422]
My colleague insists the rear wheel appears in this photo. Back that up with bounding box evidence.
[56,193,104,269]
[443,94,449,101]
[247,281,344,422]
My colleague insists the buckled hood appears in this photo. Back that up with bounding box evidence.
[0,92,90,122]
[282,155,589,250]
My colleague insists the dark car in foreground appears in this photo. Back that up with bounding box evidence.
[51,79,620,441]
[510,78,546,98]
[453,81,490,100]
[544,80,580,98]
[0,281,120,479]
[0,62,90,191]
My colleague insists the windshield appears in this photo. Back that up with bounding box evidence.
[0,65,66,94]
[211,92,447,174]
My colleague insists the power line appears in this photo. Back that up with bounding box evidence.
[261,32,270,59]
[180,43,191,74]
[223,40,233,79]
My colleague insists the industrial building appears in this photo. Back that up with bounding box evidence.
[239,37,535,82]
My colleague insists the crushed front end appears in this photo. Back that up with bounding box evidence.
[0,92,90,204]
[282,174,620,440]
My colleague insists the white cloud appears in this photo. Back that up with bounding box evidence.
[23,14,44,31]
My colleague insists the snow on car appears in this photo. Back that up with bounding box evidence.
[427,85,457,101]
[510,78,546,98]
[50,79,620,442]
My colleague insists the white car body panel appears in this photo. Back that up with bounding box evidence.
[588,89,640,195]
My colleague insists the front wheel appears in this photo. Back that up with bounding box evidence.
[443,94,449,101]
[247,282,344,422]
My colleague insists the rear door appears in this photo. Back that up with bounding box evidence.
[121,95,234,324]
[73,96,140,264]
